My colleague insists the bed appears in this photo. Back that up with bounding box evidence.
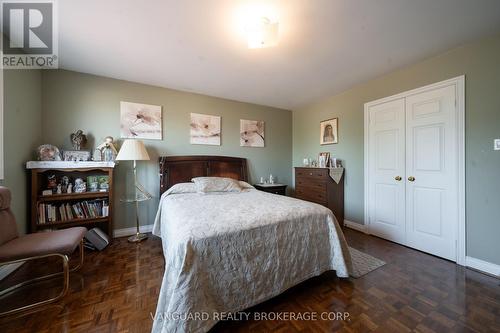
[152,156,352,333]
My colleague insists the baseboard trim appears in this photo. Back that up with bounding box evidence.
[343,220,369,234]
[113,224,154,238]
[0,262,24,281]
[466,256,500,277]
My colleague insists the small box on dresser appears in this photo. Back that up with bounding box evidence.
[294,167,344,226]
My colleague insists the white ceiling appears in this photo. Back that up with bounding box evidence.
[59,0,500,109]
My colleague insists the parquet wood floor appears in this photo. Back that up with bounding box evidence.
[0,229,499,333]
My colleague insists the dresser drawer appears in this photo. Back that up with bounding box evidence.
[295,168,328,180]
[295,187,328,205]
[295,178,327,192]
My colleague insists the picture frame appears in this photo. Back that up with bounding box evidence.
[120,101,163,140]
[320,118,338,145]
[318,152,330,168]
[240,119,265,147]
[87,176,99,192]
[190,113,221,145]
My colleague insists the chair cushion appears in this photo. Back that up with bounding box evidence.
[0,227,87,262]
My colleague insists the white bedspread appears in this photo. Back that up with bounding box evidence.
[151,184,352,333]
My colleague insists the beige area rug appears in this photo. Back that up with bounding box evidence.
[348,246,386,278]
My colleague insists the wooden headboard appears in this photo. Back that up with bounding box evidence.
[159,155,248,195]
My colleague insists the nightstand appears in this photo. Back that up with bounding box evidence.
[253,184,287,195]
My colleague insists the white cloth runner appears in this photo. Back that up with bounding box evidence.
[328,167,344,184]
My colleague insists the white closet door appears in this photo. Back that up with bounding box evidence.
[367,98,406,243]
[405,84,458,261]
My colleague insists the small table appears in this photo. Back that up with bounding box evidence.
[254,183,287,196]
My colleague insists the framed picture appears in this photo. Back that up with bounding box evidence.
[97,176,110,192]
[318,152,330,168]
[320,118,338,145]
[87,176,99,192]
[120,101,162,140]
[190,113,221,145]
[240,119,264,147]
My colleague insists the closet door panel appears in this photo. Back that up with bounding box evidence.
[405,84,458,261]
[367,98,406,243]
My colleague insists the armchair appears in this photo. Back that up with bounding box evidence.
[0,187,87,316]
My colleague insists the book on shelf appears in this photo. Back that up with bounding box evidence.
[37,199,109,224]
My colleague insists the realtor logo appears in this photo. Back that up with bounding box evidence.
[1,0,58,68]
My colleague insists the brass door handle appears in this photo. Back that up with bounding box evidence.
[395,176,402,181]
[408,176,415,182]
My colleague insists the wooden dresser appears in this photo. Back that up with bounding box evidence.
[294,167,344,226]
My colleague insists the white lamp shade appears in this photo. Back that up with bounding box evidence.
[116,139,150,161]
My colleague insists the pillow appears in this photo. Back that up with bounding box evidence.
[166,182,197,195]
[192,177,243,193]
[238,181,255,189]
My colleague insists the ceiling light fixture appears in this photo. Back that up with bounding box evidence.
[246,16,279,49]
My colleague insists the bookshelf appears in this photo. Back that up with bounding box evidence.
[27,161,115,238]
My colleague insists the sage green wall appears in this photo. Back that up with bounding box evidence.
[1,70,42,234]
[41,70,292,230]
[293,33,500,265]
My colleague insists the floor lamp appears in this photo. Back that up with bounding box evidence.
[116,139,152,242]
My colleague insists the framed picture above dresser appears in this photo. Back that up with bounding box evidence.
[294,167,344,226]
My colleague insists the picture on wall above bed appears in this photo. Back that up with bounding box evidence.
[190,113,221,145]
[240,119,264,147]
[120,101,162,140]
[320,117,338,145]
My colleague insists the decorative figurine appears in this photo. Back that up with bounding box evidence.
[56,184,62,194]
[74,178,86,193]
[37,145,62,161]
[70,130,87,150]
[61,176,70,193]
[47,174,57,193]
[93,149,102,161]
[95,136,118,162]
[67,183,73,194]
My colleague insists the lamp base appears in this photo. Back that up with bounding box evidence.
[128,233,148,243]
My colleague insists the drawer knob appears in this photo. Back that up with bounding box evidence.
[309,173,313,176]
